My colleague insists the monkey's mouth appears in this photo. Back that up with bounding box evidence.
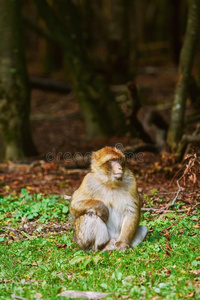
[113,173,123,180]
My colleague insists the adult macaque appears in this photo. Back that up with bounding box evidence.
[70,147,148,251]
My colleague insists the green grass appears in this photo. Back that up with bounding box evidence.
[0,190,199,299]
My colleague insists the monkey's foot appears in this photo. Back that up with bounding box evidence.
[102,239,116,251]
[103,240,129,252]
[115,241,129,252]
[131,225,148,247]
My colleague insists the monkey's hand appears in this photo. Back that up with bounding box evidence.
[71,199,109,223]
[115,241,130,252]
[87,204,109,223]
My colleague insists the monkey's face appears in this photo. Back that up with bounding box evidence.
[97,158,124,183]
[91,147,126,183]
[109,159,124,180]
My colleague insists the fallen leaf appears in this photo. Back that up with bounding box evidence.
[33,293,42,298]
[67,273,73,279]
[0,279,11,283]
[11,295,28,300]
[21,216,28,224]
[146,258,156,264]
[10,234,19,241]
[185,292,195,298]
[13,181,20,185]
[172,265,176,269]
[189,270,200,275]
[58,290,111,299]
[186,207,192,215]
[55,243,67,248]
[193,224,200,228]
[163,267,171,276]
[166,243,172,251]
[163,230,170,241]
[178,292,195,298]
[26,186,33,190]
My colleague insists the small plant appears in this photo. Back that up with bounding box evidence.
[0,189,69,225]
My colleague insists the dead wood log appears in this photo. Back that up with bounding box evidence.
[30,76,71,93]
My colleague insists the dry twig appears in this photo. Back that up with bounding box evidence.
[143,153,199,213]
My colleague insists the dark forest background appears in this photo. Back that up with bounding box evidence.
[0,0,200,162]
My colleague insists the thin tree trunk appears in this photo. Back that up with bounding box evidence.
[34,0,128,138]
[169,0,181,64]
[167,0,200,151]
[121,0,131,80]
[196,43,200,87]
[135,0,145,43]
[0,0,37,160]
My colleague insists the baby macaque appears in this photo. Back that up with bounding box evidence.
[70,147,148,251]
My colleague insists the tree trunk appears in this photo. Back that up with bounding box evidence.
[34,0,128,138]
[167,0,200,151]
[121,0,132,80]
[0,0,37,160]
[196,43,200,87]
[135,0,145,43]
[169,0,181,64]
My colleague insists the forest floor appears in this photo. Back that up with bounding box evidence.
[0,63,199,210]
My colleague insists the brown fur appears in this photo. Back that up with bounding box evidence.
[70,147,144,251]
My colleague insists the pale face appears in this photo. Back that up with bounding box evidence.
[110,160,123,180]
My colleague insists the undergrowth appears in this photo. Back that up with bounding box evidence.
[0,190,199,300]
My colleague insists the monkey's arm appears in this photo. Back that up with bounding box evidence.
[116,211,140,249]
[70,173,109,222]
[70,199,109,223]
[116,181,140,250]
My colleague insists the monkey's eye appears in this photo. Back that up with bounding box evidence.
[109,158,120,163]
[109,158,123,164]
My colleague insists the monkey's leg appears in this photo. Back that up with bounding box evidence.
[74,214,110,251]
[131,225,148,247]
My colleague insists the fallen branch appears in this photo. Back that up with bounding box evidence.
[0,226,21,233]
[142,177,183,213]
[30,76,71,93]
[164,179,182,209]
[141,208,188,213]
[143,153,199,213]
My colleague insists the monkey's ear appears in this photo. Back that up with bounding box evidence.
[91,152,97,161]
